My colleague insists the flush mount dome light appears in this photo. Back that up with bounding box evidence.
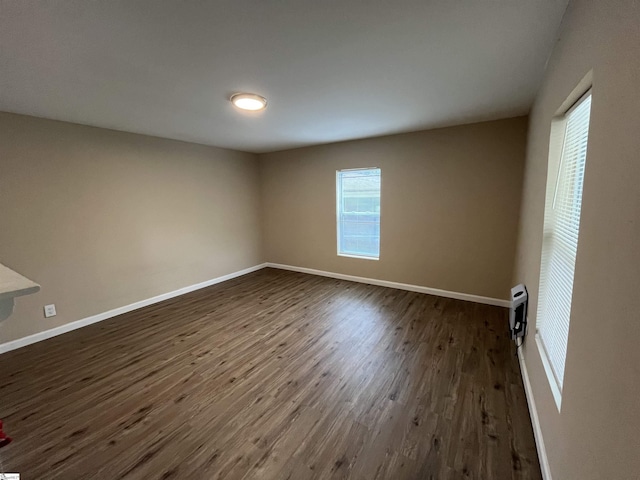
[230,93,267,111]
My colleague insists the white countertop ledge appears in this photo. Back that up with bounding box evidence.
[0,263,40,301]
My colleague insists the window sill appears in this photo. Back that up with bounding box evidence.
[535,333,563,412]
[337,253,379,261]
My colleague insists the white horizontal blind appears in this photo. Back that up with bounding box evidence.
[336,168,381,258]
[537,92,592,390]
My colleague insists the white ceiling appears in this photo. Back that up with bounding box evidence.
[0,1,569,153]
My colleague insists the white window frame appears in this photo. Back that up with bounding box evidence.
[536,89,592,411]
[336,167,381,260]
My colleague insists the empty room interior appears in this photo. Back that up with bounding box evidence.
[1,1,639,479]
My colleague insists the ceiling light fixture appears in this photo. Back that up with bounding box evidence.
[230,93,267,111]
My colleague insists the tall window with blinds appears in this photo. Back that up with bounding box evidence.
[537,92,592,398]
[336,168,381,259]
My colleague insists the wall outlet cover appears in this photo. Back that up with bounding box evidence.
[44,304,57,318]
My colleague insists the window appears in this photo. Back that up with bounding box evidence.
[336,168,381,259]
[537,91,592,406]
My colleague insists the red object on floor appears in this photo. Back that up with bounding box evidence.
[0,419,12,448]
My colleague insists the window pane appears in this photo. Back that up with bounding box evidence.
[537,93,591,392]
[337,168,381,258]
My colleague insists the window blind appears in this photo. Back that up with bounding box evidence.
[537,92,592,390]
[336,168,381,259]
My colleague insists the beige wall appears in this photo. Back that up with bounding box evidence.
[260,117,528,300]
[1,113,526,348]
[0,113,262,343]
[513,0,640,478]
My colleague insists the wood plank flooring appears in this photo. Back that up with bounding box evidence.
[0,268,540,479]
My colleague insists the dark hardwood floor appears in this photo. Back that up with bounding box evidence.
[0,268,540,479]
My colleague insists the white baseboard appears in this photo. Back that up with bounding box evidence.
[0,263,268,355]
[518,348,552,480]
[1,262,509,354]
[265,263,510,308]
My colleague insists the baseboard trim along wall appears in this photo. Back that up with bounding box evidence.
[266,263,511,308]
[1,262,510,355]
[518,348,553,480]
[0,263,268,355]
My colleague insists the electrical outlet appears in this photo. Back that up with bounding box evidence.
[44,304,57,318]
